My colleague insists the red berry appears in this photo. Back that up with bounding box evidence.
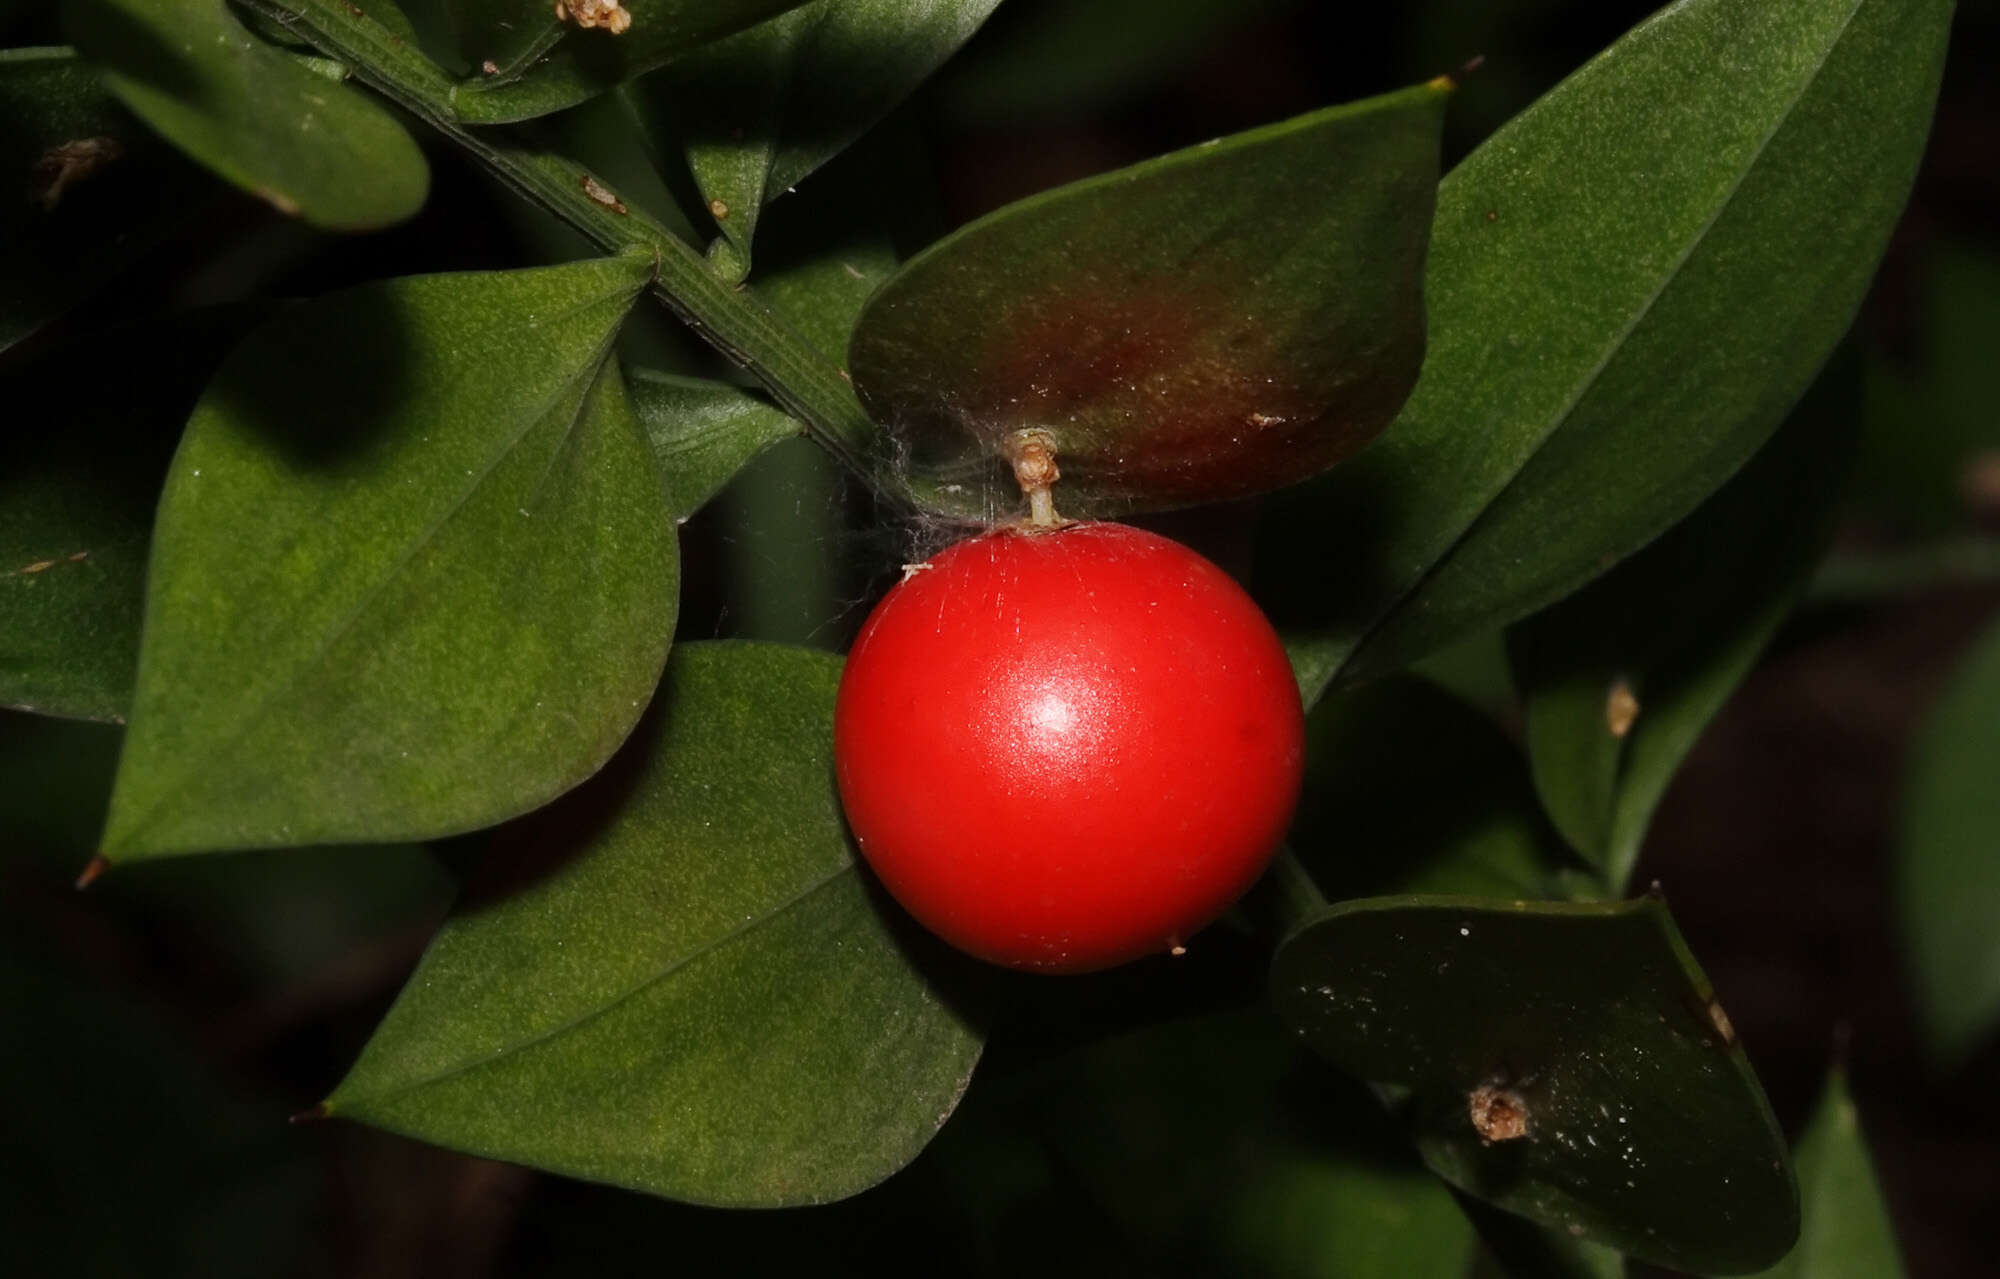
[834,522,1305,973]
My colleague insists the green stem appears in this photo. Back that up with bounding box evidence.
[245,0,885,493]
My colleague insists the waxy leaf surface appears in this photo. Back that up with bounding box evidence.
[1265,0,1950,702]
[672,0,1004,277]
[449,0,813,123]
[630,369,799,520]
[937,1011,1477,1278]
[1273,896,1797,1274]
[848,80,1448,520]
[64,0,429,228]
[1509,374,1855,892]
[1751,1071,1905,1279]
[1288,675,1577,904]
[1899,614,2000,1067]
[101,256,672,861]
[327,643,983,1205]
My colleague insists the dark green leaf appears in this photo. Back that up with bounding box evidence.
[1265,0,1950,700]
[671,0,1004,278]
[848,80,1448,520]
[939,1011,1477,1278]
[326,642,983,1206]
[63,0,429,228]
[1459,1192,1626,1279]
[0,312,256,721]
[746,113,920,358]
[629,369,799,519]
[1899,613,2000,1068]
[1751,1070,1905,1279]
[939,0,1300,127]
[99,255,672,862]
[1272,896,1796,1274]
[0,711,449,986]
[1289,676,1578,904]
[0,47,210,354]
[1509,365,1856,891]
[448,0,814,124]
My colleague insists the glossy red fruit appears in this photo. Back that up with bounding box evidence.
[834,521,1305,973]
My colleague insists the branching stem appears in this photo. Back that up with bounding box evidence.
[242,0,887,495]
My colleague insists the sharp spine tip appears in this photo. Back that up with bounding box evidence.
[74,855,109,890]
[288,1102,331,1125]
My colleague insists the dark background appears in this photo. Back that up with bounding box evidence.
[3,0,1996,1274]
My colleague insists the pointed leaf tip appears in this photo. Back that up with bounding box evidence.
[288,1101,330,1125]
[74,855,109,890]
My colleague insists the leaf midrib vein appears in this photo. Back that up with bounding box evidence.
[337,863,854,1108]
[114,295,632,844]
[1326,0,1868,695]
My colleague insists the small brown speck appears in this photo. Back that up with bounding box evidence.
[1485,209,1498,222]
[709,198,730,220]
[19,560,55,575]
[256,186,302,217]
[74,855,109,890]
[481,59,499,75]
[1606,679,1639,737]
[1706,997,1736,1046]
[580,174,626,214]
[1469,1084,1530,1143]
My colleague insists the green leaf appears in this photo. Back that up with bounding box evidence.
[326,642,983,1206]
[448,0,815,124]
[0,47,214,354]
[671,0,1004,278]
[1289,676,1577,904]
[746,114,919,359]
[1262,0,1950,700]
[1459,1192,1626,1279]
[1899,612,2000,1068]
[1509,364,1857,891]
[1272,895,1797,1274]
[62,0,429,229]
[629,369,799,520]
[0,311,256,722]
[940,1011,1477,1278]
[939,0,1300,127]
[1750,1070,1905,1279]
[99,255,672,862]
[847,79,1448,520]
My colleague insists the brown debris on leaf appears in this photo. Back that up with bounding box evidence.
[554,0,631,34]
[1469,1083,1530,1143]
[31,136,123,211]
[1606,677,1640,738]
